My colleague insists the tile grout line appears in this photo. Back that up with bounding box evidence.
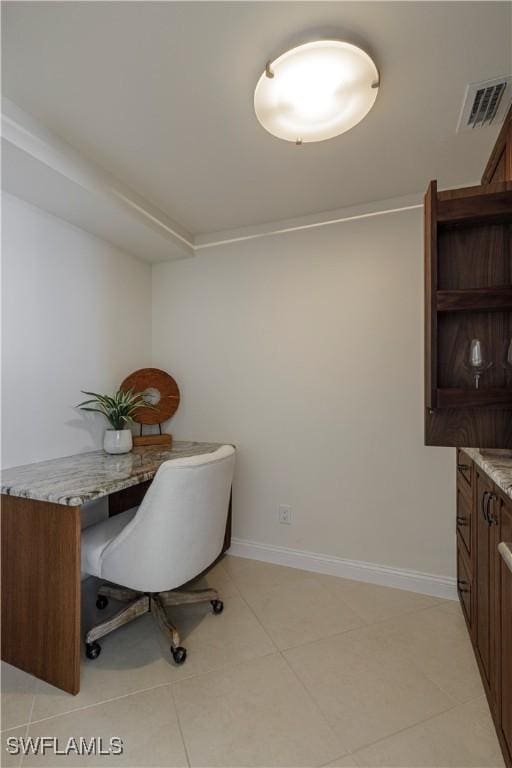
[218,564,281,654]
[170,573,352,768]
[25,681,178,728]
[222,560,368,653]
[224,561,346,746]
[279,632,462,760]
[168,684,191,768]
[19,694,35,768]
[278,648,353,763]
[23,641,282,731]
[220,563,396,763]
[225,557,453,638]
[222,560,465,675]
[344,694,483,761]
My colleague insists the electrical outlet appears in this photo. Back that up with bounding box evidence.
[278,504,292,525]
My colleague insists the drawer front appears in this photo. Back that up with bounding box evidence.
[457,544,472,629]
[456,485,472,559]
[457,449,473,492]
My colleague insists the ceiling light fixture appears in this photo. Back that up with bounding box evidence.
[254,40,380,144]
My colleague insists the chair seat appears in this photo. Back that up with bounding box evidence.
[81,507,137,578]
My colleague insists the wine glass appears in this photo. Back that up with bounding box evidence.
[463,338,493,390]
[503,338,512,370]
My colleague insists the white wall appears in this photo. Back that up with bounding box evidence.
[1,192,456,581]
[152,208,456,579]
[1,193,152,468]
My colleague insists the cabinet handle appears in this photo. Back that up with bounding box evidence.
[457,463,471,474]
[487,493,498,526]
[482,491,490,523]
[457,579,470,594]
[456,515,468,527]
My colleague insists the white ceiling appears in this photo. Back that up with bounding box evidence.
[2,1,511,238]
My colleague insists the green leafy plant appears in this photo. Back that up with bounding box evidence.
[77,389,151,430]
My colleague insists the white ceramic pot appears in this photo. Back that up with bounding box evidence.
[103,429,133,454]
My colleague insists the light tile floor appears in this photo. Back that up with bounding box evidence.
[0,556,505,767]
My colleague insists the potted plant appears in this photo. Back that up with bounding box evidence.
[77,389,149,454]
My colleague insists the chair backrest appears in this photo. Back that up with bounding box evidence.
[101,445,235,592]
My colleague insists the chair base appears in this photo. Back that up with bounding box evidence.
[84,584,223,664]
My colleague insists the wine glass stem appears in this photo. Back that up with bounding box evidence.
[475,373,480,390]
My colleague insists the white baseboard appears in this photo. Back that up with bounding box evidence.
[227,538,458,600]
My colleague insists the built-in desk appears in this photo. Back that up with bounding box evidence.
[1,442,229,695]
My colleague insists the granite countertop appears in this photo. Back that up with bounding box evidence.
[463,448,512,501]
[0,441,223,507]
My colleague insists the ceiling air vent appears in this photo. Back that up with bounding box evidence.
[457,76,512,132]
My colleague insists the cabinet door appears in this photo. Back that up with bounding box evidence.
[482,107,512,184]
[457,542,473,629]
[457,484,473,560]
[457,449,474,490]
[475,470,500,702]
[500,498,512,764]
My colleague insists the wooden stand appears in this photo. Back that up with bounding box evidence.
[121,367,180,448]
[133,433,172,448]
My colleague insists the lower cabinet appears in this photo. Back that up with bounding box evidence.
[456,544,472,628]
[475,468,500,707]
[500,499,512,761]
[457,452,512,768]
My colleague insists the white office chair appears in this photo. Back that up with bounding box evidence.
[81,445,235,665]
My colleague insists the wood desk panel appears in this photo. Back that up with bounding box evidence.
[1,496,81,694]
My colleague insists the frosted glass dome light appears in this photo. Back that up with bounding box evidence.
[254,40,380,144]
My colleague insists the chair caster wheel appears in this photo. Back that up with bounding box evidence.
[211,599,224,615]
[86,641,101,660]
[96,595,108,610]
[171,646,187,665]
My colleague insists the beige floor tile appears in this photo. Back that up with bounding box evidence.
[1,662,37,730]
[1,727,28,767]
[32,594,275,722]
[285,623,454,752]
[3,559,493,768]
[241,575,365,650]
[376,605,484,703]
[173,652,347,767]
[435,599,464,617]
[31,614,177,723]
[314,574,442,624]
[353,696,505,767]
[152,594,276,680]
[222,556,309,595]
[190,559,241,598]
[24,686,187,767]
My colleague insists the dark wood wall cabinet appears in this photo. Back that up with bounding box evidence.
[483,108,512,185]
[430,108,512,766]
[457,450,512,767]
[425,106,512,447]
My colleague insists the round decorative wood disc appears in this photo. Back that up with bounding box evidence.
[120,368,180,425]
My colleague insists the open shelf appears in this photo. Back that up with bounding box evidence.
[436,287,512,312]
[425,178,512,444]
[436,388,512,409]
[437,181,512,228]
